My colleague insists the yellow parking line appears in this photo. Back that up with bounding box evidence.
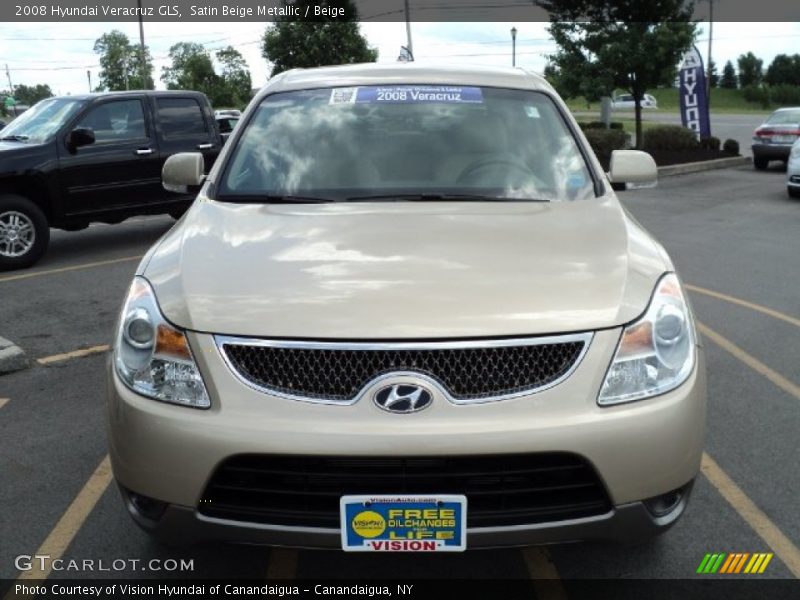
[697,323,800,400]
[12,455,113,582]
[0,398,9,409]
[702,453,800,577]
[686,284,800,329]
[0,255,143,284]
[521,547,567,600]
[266,549,298,580]
[37,345,110,365]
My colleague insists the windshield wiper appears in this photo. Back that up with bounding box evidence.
[344,193,549,203]
[217,194,335,204]
[0,134,29,142]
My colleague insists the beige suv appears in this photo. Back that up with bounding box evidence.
[107,63,706,552]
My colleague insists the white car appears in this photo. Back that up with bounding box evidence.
[612,94,658,110]
[788,138,800,198]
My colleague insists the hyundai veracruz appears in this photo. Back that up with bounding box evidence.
[107,63,706,551]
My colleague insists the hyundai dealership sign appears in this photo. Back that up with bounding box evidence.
[678,46,711,140]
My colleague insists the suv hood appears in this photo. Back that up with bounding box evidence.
[143,196,671,339]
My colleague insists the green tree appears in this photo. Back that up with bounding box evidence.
[737,52,763,88]
[215,46,252,107]
[9,83,53,105]
[162,42,220,100]
[720,60,737,89]
[765,54,800,87]
[535,0,696,148]
[262,0,377,77]
[708,59,719,88]
[93,30,154,91]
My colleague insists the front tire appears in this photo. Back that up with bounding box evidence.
[789,187,800,199]
[0,194,50,271]
[753,155,769,170]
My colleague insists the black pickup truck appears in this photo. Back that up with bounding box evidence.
[0,90,221,270]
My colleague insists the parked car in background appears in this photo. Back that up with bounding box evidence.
[0,90,222,271]
[612,94,658,110]
[214,109,242,118]
[0,119,6,130]
[787,138,800,198]
[215,114,239,143]
[109,63,705,551]
[752,107,800,170]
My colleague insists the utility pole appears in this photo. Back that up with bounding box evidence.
[137,0,147,88]
[707,0,713,109]
[87,70,92,92]
[403,0,413,59]
[511,27,517,67]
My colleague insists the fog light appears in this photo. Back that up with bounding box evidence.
[644,487,685,517]
[129,491,168,521]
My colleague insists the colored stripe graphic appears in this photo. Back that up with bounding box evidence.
[719,554,736,573]
[744,554,760,573]
[699,553,773,574]
[697,554,713,573]
[758,554,773,573]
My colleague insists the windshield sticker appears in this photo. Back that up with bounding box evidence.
[330,86,483,105]
[329,88,358,104]
[524,106,540,118]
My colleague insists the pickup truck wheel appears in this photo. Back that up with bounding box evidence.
[0,195,50,271]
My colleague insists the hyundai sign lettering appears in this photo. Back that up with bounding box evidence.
[678,46,711,140]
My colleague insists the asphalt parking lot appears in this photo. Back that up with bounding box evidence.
[0,165,798,593]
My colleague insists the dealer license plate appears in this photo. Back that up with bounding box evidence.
[773,135,797,144]
[340,495,467,552]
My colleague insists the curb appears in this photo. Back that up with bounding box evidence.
[658,156,750,178]
[0,336,29,375]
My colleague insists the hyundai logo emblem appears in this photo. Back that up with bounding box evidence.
[373,384,433,413]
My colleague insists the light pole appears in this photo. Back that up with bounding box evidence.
[706,0,714,109]
[404,0,413,60]
[511,27,517,67]
[137,0,147,88]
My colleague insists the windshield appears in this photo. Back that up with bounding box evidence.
[218,85,596,202]
[1,97,83,143]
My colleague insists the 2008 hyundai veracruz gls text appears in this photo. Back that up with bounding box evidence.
[107,63,706,552]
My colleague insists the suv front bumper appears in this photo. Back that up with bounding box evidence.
[107,328,706,547]
[120,480,695,547]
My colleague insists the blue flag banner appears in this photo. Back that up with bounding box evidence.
[678,46,711,139]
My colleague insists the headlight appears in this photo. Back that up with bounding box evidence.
[598,273,696,405]
[114,277,210,408]
[791,144,800,158]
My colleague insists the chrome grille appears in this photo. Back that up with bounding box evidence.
[218,334,590,403]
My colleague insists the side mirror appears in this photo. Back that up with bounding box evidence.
[66,127,95,151]
[608,150,657,189]
[162,152,205,194]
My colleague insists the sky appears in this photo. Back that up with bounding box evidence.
[2,21,800,96]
